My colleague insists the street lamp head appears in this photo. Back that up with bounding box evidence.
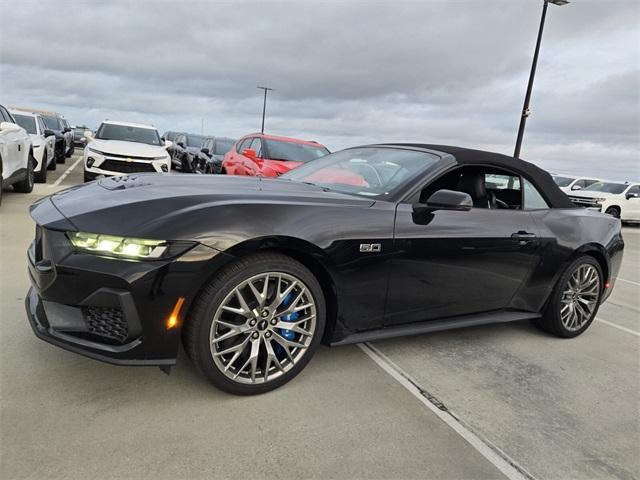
[548,0,569,6]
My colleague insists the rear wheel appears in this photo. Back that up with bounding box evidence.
[35,152,48,183]
[534,256,602,338]
[13,152,35,193]
[184,252,325,395]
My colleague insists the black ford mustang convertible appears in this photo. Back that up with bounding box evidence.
[26,144,624,394]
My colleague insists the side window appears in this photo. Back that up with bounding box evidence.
[627,185,639,197]
[249,138,262,157]
[177,134,186,146]
[37,117,46,134]
[0,106,12,122]
[237,138,251,153]
[484,172,521,209]
[523,179,549,210]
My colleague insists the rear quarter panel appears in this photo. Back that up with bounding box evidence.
[525,208,624,311]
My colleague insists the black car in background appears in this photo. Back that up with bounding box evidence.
[194,136,236,174]
[25,144,624,395]
[171,133,206,172]
[41,113,69,164]
[60,118,74,157]
[73,126,91,147]
[161,130,183,166]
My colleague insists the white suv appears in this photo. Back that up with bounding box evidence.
[552,175,601,194]
[0,103,34,206]
[568,181,640,222]
[10,110,56,183]
[83,121,172,182]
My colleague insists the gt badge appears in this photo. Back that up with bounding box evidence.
[360,243,381,253]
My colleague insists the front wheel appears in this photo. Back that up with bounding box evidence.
[13,153,35,193]
[183,253,325,395]
[605,206,620,219]
[35,153,48,183]
[534,256,602,338]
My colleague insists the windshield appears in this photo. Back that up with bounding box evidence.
[553,176,575,187]
[96,123,161,145]
[186,135,206,148]
[12,114,37,134]
[584,182,627,194]
[264,139,329,163]
[214,139,234,155]
[42,115,60,130]
[281,147,440,199]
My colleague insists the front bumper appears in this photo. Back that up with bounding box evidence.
[25,217,233,366]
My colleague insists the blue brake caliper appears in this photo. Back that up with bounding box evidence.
[275,292,298,356]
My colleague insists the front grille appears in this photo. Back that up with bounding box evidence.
[82,306,128,344]
[568,196,599,208]
[99,159,156,174]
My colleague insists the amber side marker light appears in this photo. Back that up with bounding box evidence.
[167,297,186,329]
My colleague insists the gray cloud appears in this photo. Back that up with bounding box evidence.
[1,0,638,180]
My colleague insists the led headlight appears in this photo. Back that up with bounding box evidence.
[67,232,194,260]
[88,147,105,155]
[593,198,606,203]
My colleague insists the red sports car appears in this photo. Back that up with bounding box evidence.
[222,133,330,177]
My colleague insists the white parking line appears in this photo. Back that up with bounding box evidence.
[617,277,640,287]
[50,156,83,188]
[596,318,640,337]
[358,342,535,480]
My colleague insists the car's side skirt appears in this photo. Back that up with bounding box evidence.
[329,310,541,346]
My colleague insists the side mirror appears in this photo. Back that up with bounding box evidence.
[0,121,22,133]
[626,192,639,200]
[63,127,71,133]
[423,189,473,212]
[43,129,55,137]
[571,184,583,191]
[164,140,173,150]
[177,142,185,148]
[243,148,257,160]
[200,147,210,155]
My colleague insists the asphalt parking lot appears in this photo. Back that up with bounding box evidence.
[1,155,638,480]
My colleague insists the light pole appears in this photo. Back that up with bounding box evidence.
[257,86,274,134]
[513,0,569,159]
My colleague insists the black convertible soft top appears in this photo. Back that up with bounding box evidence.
[385,143,575,209]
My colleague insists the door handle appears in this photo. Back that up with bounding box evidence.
[511,231,537,243]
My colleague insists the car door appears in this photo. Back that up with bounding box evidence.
[384,167,541,326]
[623,185,640,221]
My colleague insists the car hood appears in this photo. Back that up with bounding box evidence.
[569,191,616,199]
[42,174,374,238]
[88,139,167,158]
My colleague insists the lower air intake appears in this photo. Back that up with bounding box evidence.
[82,306,128,344]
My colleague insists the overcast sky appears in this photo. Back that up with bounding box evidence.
[1,0,638,180]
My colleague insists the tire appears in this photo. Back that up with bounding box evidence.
[48,153,57,171]
[605,206,620,219]
[84,170,94,183]
[183,252,326,395]
[0,158,3,207]
[69,145,75,157]
[13,152,35,193]
[35,152,48,183]
[534,255,602,338]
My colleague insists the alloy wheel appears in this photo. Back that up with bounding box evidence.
[560,264,600,331]
[210,272,317,384]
